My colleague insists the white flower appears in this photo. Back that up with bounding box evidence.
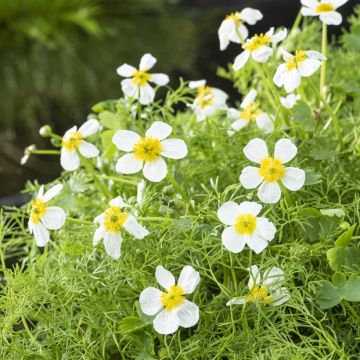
[233,27,287,71]
[93,196,148,260]
[189,80,228,121]
[137,180,146,205]
[228,89,274,133]
[217,201,275,254]
[28,184,66,247]
[240,138,306,204]
[301,0,349,25]
[273,49,326,93]
[112,121,188,183]
[60,119,101,171]
[117,53,169,105]
[20,144,36,165]
[139,265,200,335]
[218,8,263,50]
[227,265,290,306]
[280,93,301,109]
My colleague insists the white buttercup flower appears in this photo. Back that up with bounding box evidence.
[218,8,263,50]
[240,138,306,204]
[93,196,148,260]
[189,80,228,121]
[117,53,169,105]
[228,89,274,133]
[280,93,301,109]
[301,0,349,25]
[139,265,200,335]
[217,201,276,254]
[227,265,290,306]
[273,49,326,93]
[28,184,66,247]
[61,119,100,171]
[112,121,188,182]
[233,27,287,71]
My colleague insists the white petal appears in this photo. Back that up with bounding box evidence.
[161,139,188,159]
[301,0,319,8]
[280,93,299,109]
[274,138,297,164]
[222,227,246,253]
[116,153,143,174]
[93,225,105,246]
[60,149,80,171]
[189,80,206,89]
[139,287,163,316]
[306,50,327,61]
[109,196,129,208]
[153,310,179,335]
[217,201,240,225]
[178,266,200,294]
[263,267,285,287]
[241,89,257,108]
[78,119,100,137]
[36,185,44,200]
[281,167,306,191]
[238,201,262,216]
[146,121,172,140]
[232,24,248,43]
[139,84,155,105]
[248,265,261,290]
[270,287,290,306]
[78,141,99,158]
[103,232,122,260]
[255,217,276,241]
[218,19,234,50]
[246,233,269,254]
[33,223,49,247]
[240,166,263,189]
[273,64,287,88]
[329,0,348,8]
[256,113,274,133]
[271,28,287,44]
[226,297,247,306]
[143,157,167,182]
[284,69,302,93]
[231,119,248,132]
[319,11,342,25]
[121,79,138,98]
[233,51,250,71]
[116,63,136,77]
[301,7,317,16]
[42,184,63,202]
[298,58,322,77]
[240,8,263,24]
[227,108,240,120]
[41,206,66,230]
[243,138,268,164]
[252,46,273,63]
[139,53,157,70]
[151,73,169,86]
[123,215,149,239]
[112,130,141,152]
[155,265,175,290]
[177,300,199,328]
[257,182,281,204]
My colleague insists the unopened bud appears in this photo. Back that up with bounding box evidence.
[340,221,350,231]
[39,125,52,137]
[20,144,36,165]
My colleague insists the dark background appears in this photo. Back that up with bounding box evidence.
[0,0,357,204]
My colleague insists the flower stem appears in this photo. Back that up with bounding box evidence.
[100,174,139,186]
[166,172,189,203]
[30,150,61,155]
[320,22,328,98]
[81,157,110,197]
[230,253,238,293]
[137,216,166,222]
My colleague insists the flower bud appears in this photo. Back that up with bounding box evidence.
[39,125,52,137]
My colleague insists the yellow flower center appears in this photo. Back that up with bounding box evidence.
[226,12,242,26]
[30,199,47,224]
[161,285,185,312]
[316,3,335,13]
[197,95,215,109]
[103,206,128,233]
[234,214,257,235]
[285,50,307,71]
[132,69,152,87]
[243,34,271,52]
[247,285,272,303]
[133,137,163,162]
[259,157,285,183]
[240,102,261,122]
[62,131,83,151]
[197,85,213,98]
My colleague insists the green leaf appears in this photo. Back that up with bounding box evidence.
[309,148,338,161]
[304,169,322,185]
[292,100,315,131]
[99,111,122,130]
[331,272,347,288]
[101,130,117,159]
[119,317,147,334]
[316,280,342,309]
[297,207,322,217]
[335,224,356,247]
[342,275,360,301]
[320,208,345,218]
[91,99,118,113]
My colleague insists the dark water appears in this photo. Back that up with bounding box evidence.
[0,0,357,203]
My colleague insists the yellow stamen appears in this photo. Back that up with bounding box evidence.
[259,157,285,183]
[103,206,128,233]
[62,131,83,151]
[197,95,215,109]
[316,3,335,13]
[243,33,271,52]
[226,12,242,26]
[133,137,163,162]
[285,50,307,71]
[30,198,47,224]
[240,102,261,122]
[132,69,152,87]
[197,85,213,98]
[247,285,272,303]
[234,214,257,235]
[161,285,185,312]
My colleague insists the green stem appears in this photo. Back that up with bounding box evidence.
[289,11,302,37]
[66,217,93,225]
[21,316,42,349]
[82,158,110,197]
[320,22,328,98]
[137,216,166,222]
[166,172,189,203]
[101,174,138,186]
[49,132,62,141]
[30,150,61,155]
[230,253,238,293]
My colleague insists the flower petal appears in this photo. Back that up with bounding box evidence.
[240,8,263,25]
[41,206,66,230]
[231,119,248,132]
[222,226,246,253]
[151,73,169,86]
[273,64,287,88]
[283,69,302,93]
[301,0,319,8]
[116,153,143,174]
[116,63,136,77]
[240,166,263,189]
[139,287,163,316]
[217,201,240,225]
[78,119,100,138]
[238,201,262,216]
[109,196,129,208]
[139,53,157,70]
[78,141,99,158]
[233,51,250,71]
[161,139,188,159]
[256,113,274,133]
[263,267,285,287]
[226,297,247,306]
[123,215,149,239]
[319,11,342,25]
[146,121,172,140]
[218,18,234,50]
[177,300,199,328]
[93,225,105,246]
[301,7,317,16]
[270,287,290,306]
[153,309,179,335]
[139,84,155,105]
[257,181,281,204]
[255,217,276,241]
[33,222,50,247]
[103,232,122,260]
[246,233,269,254]
[112,130,141,152]
[281,167,305,191]
[155,265,175,290]
[189,80,206,89]
[248,265,261,290]
[252,46,273,63]
[274,138,297,164]
[60,148,80,171]
[298,58,322,77]
[178,266,200,294]
[240,89,257,108]
[243,138,268,164]
[42,184,63,202]
[143,157,167,182]
[122,79,138,98]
